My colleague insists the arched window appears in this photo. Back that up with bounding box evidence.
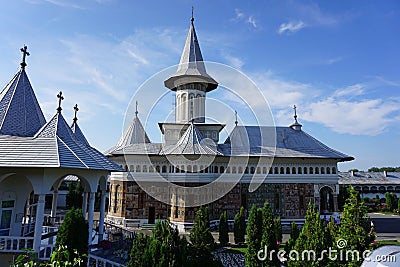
[321,167,325,174]
[303,167,308,174]
[181,165,185,173]
[315,167,320,174]
[130,165,134,171]
[332,167,337,174]
[214,166,219,173]
[226,166,230,173]
[245,167,249,174]
[125,165,128,171]
[263,167,267,174]
[280,167,284,174]
[298,167,302,174]
[193,165,198,173]
[220,166,225,173]
[149,166,154,172]
[162,165,167,173]
[309,167,314,174]
[292,167,296,174]
[327,167,331,174]
[205,166,209,173]
[269,168,273,174]
[250,167,255,174]
[238,166,243,173]
[187,165,192,173]
[156,165,160,173]
[142,165,147,172]
[200,165,204,173]
[232,166,237,173]
[286,167,290,174]
[136,165,141,172]
[274,167,278,174]
[175,166,179,173]
[256,167,261,174]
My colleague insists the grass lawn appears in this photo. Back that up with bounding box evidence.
[377,240,400,246]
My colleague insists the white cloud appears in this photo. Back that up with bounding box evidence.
[303,98,400,135]
[278,21,306,35]
[220,52,244,69]
[232,9,259,29]
[333,84,365,98]
[325,57,343,65]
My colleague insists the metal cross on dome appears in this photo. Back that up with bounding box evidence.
[73,104,79,123]
[57,91,64,114]
[20,45,30,69]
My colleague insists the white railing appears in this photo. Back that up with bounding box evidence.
[38,243,55,260]
[0,236,34,252]
[88,254,125,267]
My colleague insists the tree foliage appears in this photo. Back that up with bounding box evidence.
[128,221,190,267]
[285,222,299,256]
[218,211,229,246]
[245,205,263,267]
[66,181,83,209]
[55,208,88,263]
[338,186,375,267]
[289,201,328,267]
[234,206,246,244]
[261,202,279,266]
[368,166,400,172]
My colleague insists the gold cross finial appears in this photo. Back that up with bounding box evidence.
[20,45,30,69]
[57,91,64,114]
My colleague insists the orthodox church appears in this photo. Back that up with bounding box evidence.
[105,16,354,231]
[0,46,121,263]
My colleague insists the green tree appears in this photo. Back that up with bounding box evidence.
[128,221,191,267]
[55,208,88,263]
[338,186,375,267]
[245,205,263,267]
[234,207,246,244]
[218,211,229,246]
[285,222,299,256]
[398,199,400,214]
[189,206,215,264]
[338,185,350,211]
[66,181,83,209]
[260,201,279,267]
[274,216,282,244]
[128,233,151,267]
[289,201,328,267]
[385,192,394,211]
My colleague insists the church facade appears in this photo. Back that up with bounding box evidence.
[105,17,353,231]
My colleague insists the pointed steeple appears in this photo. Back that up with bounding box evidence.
[0,47,46,136]
[164,12,218,92]
[117,109,151,147]
[70,104,90,146]
[162,121,221,155]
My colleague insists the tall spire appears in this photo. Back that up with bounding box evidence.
[164,10,218,92]
[20,45,30,69]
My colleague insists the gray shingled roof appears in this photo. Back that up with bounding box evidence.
[221,126,353,160]
[0,112,122,170]
[0,68,46,137]
[161,122,221,155]
[117,115,150,147]
[71,121,90,146]
[164,18,218,91]
[339,172,400,185]
[0,63,122,171]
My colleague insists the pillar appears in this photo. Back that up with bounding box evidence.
[333,195,339,212]
[98,191,107,241]
[50,190,58,224]
[87,192,95,246]
[82,192,88,219]
[33,194,46,253]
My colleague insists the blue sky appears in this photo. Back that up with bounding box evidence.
[0,0,399,171]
